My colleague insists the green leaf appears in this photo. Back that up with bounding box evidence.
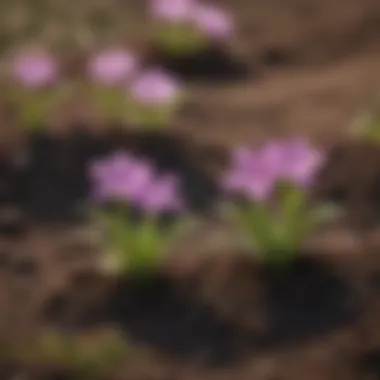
[102,209,134,273]
[155,23,206,55]
[16,86,69,131]
[233,202,274,254]
[92,85,126,121]
[167,215,198,240]
[125,97,181,129]
[276,181,308,254]
[100,208,191,276]
[308,202,342,229]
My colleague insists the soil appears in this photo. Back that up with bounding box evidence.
[315,141,380,229]
[144,44,250,83]
[1,230,380,380]
[1,0,380,378]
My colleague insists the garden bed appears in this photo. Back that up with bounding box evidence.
[0,223,380,380]
[0,0,380,379]
[1,133,380,380]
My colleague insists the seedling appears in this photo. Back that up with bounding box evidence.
[350,96,380,143]
[89,152,192,276]
[126,68,183,128]
[222,139,341,266]
[87,48,138,122]
[149,0,234,56]
[8,48,65,131]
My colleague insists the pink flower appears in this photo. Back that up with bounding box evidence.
[88,49,137,85]
[90,152,184,215]
[90,153,153,203]
[191,4,234,40]
[286,139,325,185]
[138,174,183,214]
[222,147,255,191]
[11,50,58,88]
[149,0,196,22]
[223,139,324,201]
[129,69,180,105]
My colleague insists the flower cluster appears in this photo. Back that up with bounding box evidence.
[223,139,324,201]
[87,48,182,125]
[149,0,234,55]
[90,152,183,215]
[88,48,138,86]
[126,68,182,127]
[222,139,338,265]
[11,49,58,88]
[150,0,234,41]
[8,49,63,130]
[89,152,187,275]
[10,46,183,129]
[5,1,235,131]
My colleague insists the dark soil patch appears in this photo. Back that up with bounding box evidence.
[0,156,27,236]
[109,275,247,366]
[191,254,362,349]
[358,349,380,379]
[44,271,249,367]
[259,46,296,68]
[0,158,18,206]
[260,257,360,347]
[145,44,250,84]
[0,209,26,237]
[315,141,380,229]
[21,129,95,225]
[43,271,112,330]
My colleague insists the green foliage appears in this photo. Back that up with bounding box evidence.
[10,329,126,380]
[91,84,127,123]
[8,84,71,131]
[125,98,180,129]
[153,22,206,56]
[98,208,195,276]
[231,182,341,266]
[350,95,380,143]
[351,112,380,143]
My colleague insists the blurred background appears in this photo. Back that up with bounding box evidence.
[0,0,379,146]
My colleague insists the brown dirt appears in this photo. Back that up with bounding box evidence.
[1,226,380,380]
[1,0,380,379]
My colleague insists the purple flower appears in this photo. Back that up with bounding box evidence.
[129,69,180,105]
[11,50,58,88]
[90,152,184,215]
[223,147,255,191]
[138,174,183,214]
[272,139,325,187]
[90,153,153,203]
[223,147,278,201]
[191,4,234,40]
[223,139,324,201]
[88,49,137,85]
[149,0,195,22]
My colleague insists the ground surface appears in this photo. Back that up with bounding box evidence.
[1,0,380,379]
